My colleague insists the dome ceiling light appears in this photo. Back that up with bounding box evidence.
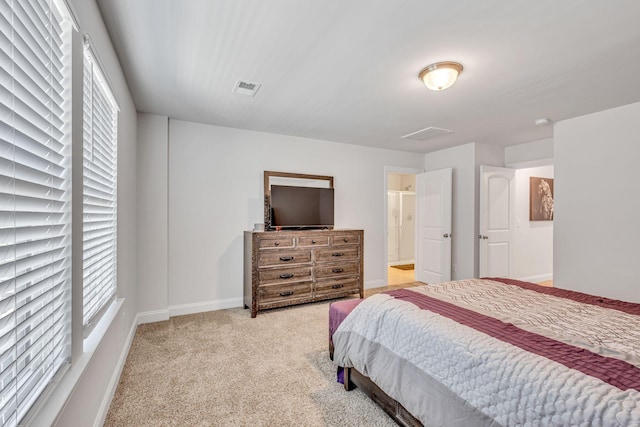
[535,118,552,126]
[419,62,463,91]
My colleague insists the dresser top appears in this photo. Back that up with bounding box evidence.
[246,229,362,235]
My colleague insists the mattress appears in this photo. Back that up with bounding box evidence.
[332,278,640,426]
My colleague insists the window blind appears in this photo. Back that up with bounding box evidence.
[0,0,72,425]
[82,44,117,331]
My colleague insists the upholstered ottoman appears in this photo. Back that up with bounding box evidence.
[328,298,363,360]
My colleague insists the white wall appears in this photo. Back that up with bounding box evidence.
[136,114,169,320]
[512,165,554,282]
[133,119,425,316]
[554,102,640,302]
[505,138,554,167]
[48,0,139,426]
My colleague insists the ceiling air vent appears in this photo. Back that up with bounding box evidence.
[233,80,261,97]
[401,126,454,141]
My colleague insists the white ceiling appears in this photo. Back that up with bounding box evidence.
[97,0,640,153]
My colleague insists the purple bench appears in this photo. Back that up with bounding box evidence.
[328,298,363,360]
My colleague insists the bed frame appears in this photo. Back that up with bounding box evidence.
[330,299,423,426]
[343,366,423,427]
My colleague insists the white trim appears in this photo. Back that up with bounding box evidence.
[516,274,553,283]
[168,297,244,318]
[137,309,171,325]
[83,299,124,353]
[83,34,121,111]
[92,312,139,427]
[58,0,80,31]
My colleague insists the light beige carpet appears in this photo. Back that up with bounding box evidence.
[105,300,396,426]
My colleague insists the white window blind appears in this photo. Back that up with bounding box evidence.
[82,43,117,331]
[0,0,72,425]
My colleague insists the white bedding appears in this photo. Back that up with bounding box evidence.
[332,279,640,426]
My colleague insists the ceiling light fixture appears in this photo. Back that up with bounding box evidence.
[419,62,463,91]
[535,118,552,126]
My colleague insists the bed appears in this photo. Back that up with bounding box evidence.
[330,278,640,426]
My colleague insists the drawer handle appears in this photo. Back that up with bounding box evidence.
[311,240,316,244]
[332,268,344,273]
[275,241,280,246]
[279,273,294,279]
[280,256,294,261]
[279,291,294,297]
[331,284,344,289]
[332,253,344,257]
[343,238,348,243]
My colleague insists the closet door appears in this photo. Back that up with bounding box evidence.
[479,166,515,277]
[416,169,452,284]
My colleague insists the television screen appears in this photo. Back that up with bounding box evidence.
[270,185,334,229]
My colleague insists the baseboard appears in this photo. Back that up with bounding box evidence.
[91,298,242,425]
[517,274,553,283]
[93,312,140,427]
[137,308,170,325]
[168,297,243,318]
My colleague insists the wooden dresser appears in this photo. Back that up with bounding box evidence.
[244,229,364,317]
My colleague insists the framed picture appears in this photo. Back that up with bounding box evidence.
[530,177,554,221]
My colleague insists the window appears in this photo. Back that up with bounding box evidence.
[0,0,73,425]
[82,43,117,332]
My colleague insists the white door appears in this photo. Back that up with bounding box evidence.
[416,169,452,284]
[479,166,515,277]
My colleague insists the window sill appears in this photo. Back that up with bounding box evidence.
[24,298,125,426]
[84,298,124,353]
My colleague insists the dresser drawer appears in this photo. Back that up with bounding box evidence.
[316,246,359,263]
[315,262,359,279]
[331,234,360,246]
[258,236,295,249]
[315,278,359,297]
[259,266,312,285]
[259,250,312,267]
[297,235,330,247]
[245,229,363,317]
[258,282,313,305]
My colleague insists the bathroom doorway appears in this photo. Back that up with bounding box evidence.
[387,172,416,285]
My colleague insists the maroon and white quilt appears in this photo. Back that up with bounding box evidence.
[332,279,640,426]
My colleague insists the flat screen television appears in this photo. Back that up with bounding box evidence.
[269,185,334,229]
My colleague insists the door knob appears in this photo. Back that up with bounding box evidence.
[443,233,450,238]
[478,235,489,240]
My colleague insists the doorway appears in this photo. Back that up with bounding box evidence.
[388,189,415,265]
[386,171,418,286]
[479,163,554,284]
